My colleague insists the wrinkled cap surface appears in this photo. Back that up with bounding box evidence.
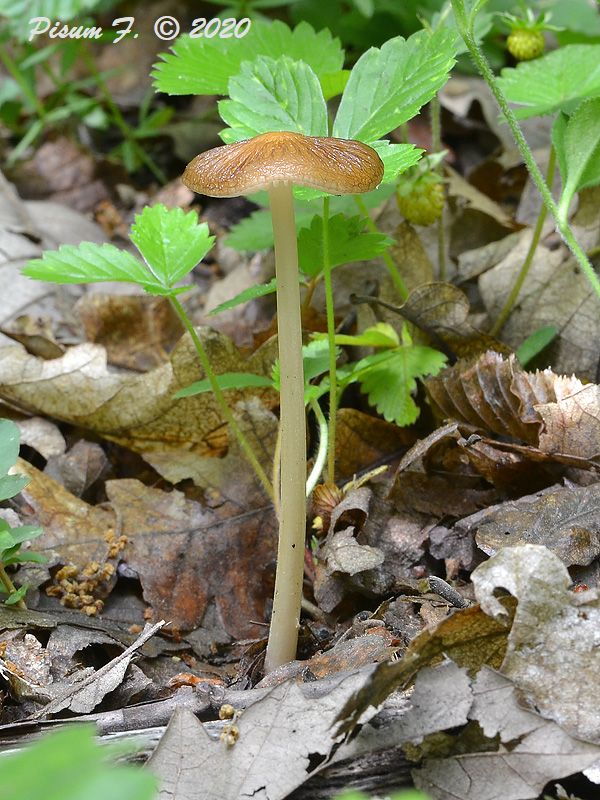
[182,131,384,197]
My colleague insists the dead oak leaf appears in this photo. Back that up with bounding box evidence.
[0,328,277,455]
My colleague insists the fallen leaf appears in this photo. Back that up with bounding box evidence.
[335,407,415,480]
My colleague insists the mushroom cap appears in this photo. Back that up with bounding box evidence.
[182,131,384,198]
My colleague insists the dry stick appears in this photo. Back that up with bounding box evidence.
[450,0,600,307]
[491,147,557,336]
[354,195,409,300]
[264,182,307,673]
[169,297,274,501]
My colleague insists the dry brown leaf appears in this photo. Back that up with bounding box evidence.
[0,329,277,456]
[445,165,516,230]
[388,221,435,293]
[76,293,183,371]
[108,401,278,637]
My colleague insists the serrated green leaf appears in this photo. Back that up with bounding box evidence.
[0,474,28,503]
[332,322,400,348]
[208,278,278,315]
[554,97,600,223]
[0,419,21,477]
[174,372,273,398]
[152,19,343,96]
[22,243,167,295]
[298,214,393,278]
[130,204,214,288]
[320,69,351,101]
[370,140,423,184]
[345,345,447,426]
[333,28,456,142]
[219,56,327,143]
[497,44,600,119]
[224,185,396,252]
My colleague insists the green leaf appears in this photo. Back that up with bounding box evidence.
[345,345,447,426]
[332,322,400,348]
[174,372,273,398]
[130,204,215,288]
[298,214,393,278]
[4,585,28,604]
[497,44,600,119]
[152,19,343,96]
[0,418,21,477]
[224,184,396,252]
[516,327,559,366]
[219,56,327,142]
[333,28,456,142]
[320,69,351,101]
[208,278,278,315]
[0,724,157,800]
[370,140,423,184]
[554,98,600,224]
[22,243,167,295]
[0,474,28,503]
[272,339,337,400]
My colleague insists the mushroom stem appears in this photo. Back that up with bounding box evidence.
[264,181,307,673]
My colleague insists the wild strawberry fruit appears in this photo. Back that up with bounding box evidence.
[396,176,445,226]
[507,27,545,61]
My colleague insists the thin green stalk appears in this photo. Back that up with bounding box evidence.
[80,46,166,184]
[0,46,46,119]
[430,94,447,280]
[322,196,338,483]
[169,296,274,500]
[450,0,600,305]
[354,195,409,299]
[491,147,556,336]
[0,565,26,610]
[306,399,328,497]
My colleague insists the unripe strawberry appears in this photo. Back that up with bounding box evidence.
[507,28,545,61]
[396,178,445,226]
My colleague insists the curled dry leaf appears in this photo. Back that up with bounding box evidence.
[473,544,600,743]
[0,329,277,456]
[426,350,600,461]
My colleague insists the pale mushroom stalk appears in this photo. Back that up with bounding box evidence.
[265,180,307,672]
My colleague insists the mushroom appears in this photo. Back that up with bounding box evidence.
[183,130,384,672]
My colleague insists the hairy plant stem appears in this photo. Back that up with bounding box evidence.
[321,196,338,483]
[354,195,409,299]
[0,565,26,610]
[430,94,447,281]
[168,296,274,500]
[264,182,307,673]
[491,147,556,336]
[450,0,600,305]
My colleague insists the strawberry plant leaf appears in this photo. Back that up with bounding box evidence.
[371,140,423,184]
[298,214,393,278]
[208,278,278,315]
[553,98,600,224]
[130,205,215,288]
[219,56,328,143]
[22,243,167,295]
[152,20,344,96]
[0,418,20,476]
[174,373,273,398]
[333,28,456,142]
[497,44,600,119]
[332,322,400,348]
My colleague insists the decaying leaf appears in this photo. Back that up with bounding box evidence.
[473,544,600,743]
[0,329,277,456]
[148,668,378,800]
[474,483,600,567]
[109,401,278,637]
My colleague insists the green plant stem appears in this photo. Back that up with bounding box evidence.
[450,0,600,306]
[0,46,46,119]
[430,94,447,280]
[0,565,26,610]
[80,46,167,184]
[306,399,328,496]
[491,147,556,336]
[264,181,307,674]
[321,196,338,483]
[169,296,274,500]
[354,195,408,299]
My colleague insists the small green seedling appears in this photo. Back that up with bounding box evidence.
[0,419,45,608]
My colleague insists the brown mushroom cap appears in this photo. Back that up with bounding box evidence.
[182,131,384,198]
